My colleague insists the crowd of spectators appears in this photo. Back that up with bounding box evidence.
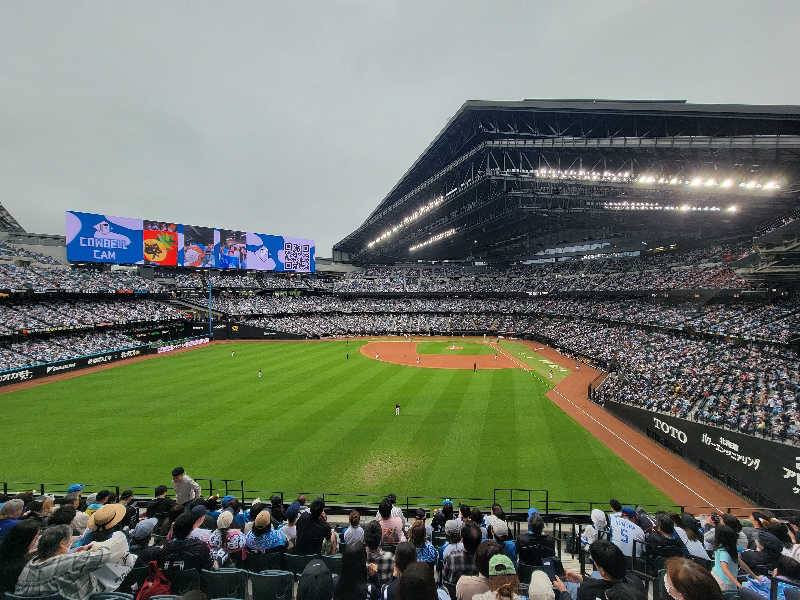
[0,241,62,265]
[172,271,334,291]
[1,481,799,600]
[0,241,770,296]
[0,300,184,334]
[0,265,163,293]
[0,331,141,371]
[209,294,799,344]
[334,245,753,294]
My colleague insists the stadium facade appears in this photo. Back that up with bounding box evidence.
[334,99,800,265]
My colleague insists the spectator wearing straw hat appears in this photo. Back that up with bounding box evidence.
[72,504,128,548]
[244,510,288,553]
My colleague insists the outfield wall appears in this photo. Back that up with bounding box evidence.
[0,323,306,388]
[603,400,800,508]
[0,346,152,387]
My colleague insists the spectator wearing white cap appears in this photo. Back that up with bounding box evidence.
[486,516,516,564]
[440,520,464,563]
[209,511,244,566]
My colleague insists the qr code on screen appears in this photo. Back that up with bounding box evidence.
[284,242,311,271]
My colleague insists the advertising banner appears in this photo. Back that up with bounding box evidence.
[603,400,800,508]
[65,212,143,264]
[246,233,315,272]
[0,347,150,388]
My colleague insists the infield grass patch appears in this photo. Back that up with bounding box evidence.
[415,340,496,355]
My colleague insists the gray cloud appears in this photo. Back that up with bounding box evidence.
[1,0,797,255]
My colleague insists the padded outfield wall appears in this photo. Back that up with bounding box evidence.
[603,400,800,508]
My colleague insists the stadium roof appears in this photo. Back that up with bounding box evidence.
[336,99,800,263]
[0,202,25,233]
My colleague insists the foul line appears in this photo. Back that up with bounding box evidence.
[493,340,721,510]
[550,387,722,511]
[488,342,531,372]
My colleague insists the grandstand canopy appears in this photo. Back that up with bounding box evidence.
[334,99,800,264]
[0,202,25,233]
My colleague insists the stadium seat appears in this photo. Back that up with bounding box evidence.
[283,554,320,576]
[242,552,284,572]
[517,562,555,586]
[88,594,134,600]
[250,570,293,600]
[3,594,64,600]
[785,588,800,600]
[201,568,248,599]
[653,569,667,600]
[165,568,201,595]
[147,597,178,600]
[321,554,343,575]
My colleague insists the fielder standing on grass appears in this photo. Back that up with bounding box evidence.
[258,368,262,379]
[473,361,477,373]
[231,349,236,359]
[395,402,400,416]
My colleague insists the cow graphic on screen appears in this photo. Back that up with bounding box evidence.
[93,221,132,246]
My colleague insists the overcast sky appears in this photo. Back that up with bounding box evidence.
[1,1,798,256]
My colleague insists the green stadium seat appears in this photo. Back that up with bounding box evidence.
[321,554,343,575]
[517,562,555,587]
[165,568,201,595]
[283,553,319,576]
[250,570,293,600]
[201,568,248,599]
[243,552,284,572]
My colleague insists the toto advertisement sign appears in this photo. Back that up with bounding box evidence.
[604,400,799,507]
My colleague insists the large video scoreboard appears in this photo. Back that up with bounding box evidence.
[65,211,315,273]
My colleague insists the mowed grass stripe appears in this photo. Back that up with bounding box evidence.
[499,340,570,384]
[0,341,674,508]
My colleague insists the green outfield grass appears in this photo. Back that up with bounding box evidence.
[0,340,674,508]
[415,340,496,355]
[499,340,571,384]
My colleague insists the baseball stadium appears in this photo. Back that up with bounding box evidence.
[1,99,799,598]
